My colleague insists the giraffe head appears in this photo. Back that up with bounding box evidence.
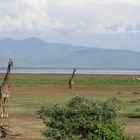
[8,59,13,67]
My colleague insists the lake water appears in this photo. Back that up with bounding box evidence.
[1,67,140,75]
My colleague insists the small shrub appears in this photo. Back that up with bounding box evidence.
[132,92,139,95]
[117,92,123,95]
[38,96,136,140]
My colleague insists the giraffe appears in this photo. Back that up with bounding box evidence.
[0,59,13,118]
[68,68,76,92]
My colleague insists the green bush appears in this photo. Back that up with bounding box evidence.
[37,96,136,140]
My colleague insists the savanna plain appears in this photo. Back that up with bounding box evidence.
[1,73,140,139]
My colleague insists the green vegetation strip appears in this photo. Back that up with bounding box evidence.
[1,77,140,85]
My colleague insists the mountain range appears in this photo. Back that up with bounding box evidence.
[0,37,140,69]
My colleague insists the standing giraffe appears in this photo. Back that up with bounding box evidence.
[0,59,13,118]
[68,68,76,92]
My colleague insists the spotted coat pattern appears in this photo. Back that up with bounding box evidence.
[0,84,10,98]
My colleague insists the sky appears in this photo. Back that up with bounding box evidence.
[0,0,140,51]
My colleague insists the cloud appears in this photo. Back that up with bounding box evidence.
[49,0,140,8]
[87,23,140,34]
[0,0,140,51]
[126,24,140,32]
[100,23,140,34]
[0,0,63,35]
[87,0,140,6]
[0,0,140,36]
[54,22,140,37]
[49,0,140,28]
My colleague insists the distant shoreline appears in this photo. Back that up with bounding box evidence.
[11,68,140,75]
[1,67,140,75]
[5,73,140,78]
[1,67,140,70]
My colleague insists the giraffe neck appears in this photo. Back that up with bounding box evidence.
[70,69,76,80]
[3,64,11,84]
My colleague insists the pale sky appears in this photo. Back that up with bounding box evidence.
[0,0,140,51]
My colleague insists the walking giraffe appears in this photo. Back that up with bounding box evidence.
[68,68,76,92]
[0,59,13,118]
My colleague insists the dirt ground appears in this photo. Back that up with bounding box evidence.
[0,73,140,139]
[0,116,45,140]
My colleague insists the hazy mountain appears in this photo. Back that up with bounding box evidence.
[0,37,140,68]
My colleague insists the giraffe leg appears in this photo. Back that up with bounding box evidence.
[3,106,6,118]
[1,97,4,118]
[69,83,71,92]
[0,98,2,107]
[5,97,9,118]
[70,87,71,93]
[3,98,6,118]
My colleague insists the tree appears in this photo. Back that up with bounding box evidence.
[38,96,136,140]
